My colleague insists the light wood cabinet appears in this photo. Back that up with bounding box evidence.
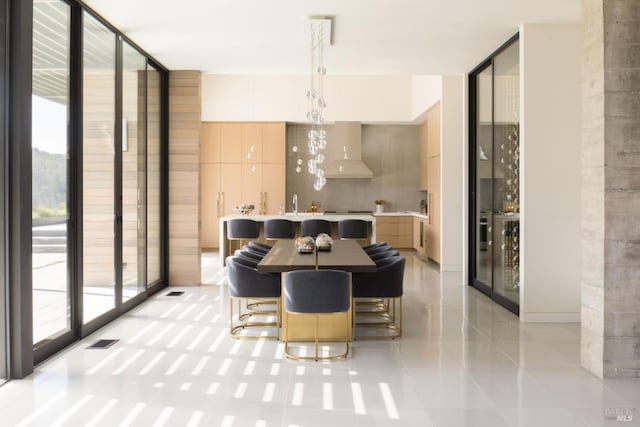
[201,122,286,247]
[426,102,441,158]
[263,122,286,163]
[220,123,243,163]
[376,216,413,248]
[201,163,221,248]
[242,123,263,164]
[413,216,428,258]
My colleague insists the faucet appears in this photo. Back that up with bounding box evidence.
[292,194,298,216]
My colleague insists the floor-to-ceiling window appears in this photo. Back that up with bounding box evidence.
[469,35,520,315]
[26,2,168,369]
[122,42,147,301]
[32,0,71,344]
[147,64,162,285]
[82,11,116,323]
[0,0,8,382]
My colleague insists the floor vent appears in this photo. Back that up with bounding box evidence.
[87,339,119,349]
[166,291,185,296]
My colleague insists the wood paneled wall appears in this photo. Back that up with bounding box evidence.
[169,71,201,285]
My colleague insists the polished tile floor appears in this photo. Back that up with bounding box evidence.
[1,250,639,426]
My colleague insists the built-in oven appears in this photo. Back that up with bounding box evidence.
[479,214,488,251]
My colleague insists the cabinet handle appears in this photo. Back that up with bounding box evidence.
[216,192,220,217]
[221,192,225,216]
[428,193,432,225]
[263,191,268,214]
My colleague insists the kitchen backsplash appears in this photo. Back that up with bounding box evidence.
[286,123,424,212]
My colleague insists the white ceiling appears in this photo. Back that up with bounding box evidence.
[84,0,580,75]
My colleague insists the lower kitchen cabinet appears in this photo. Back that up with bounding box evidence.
[413,216,428,259]
[376,216,413,248]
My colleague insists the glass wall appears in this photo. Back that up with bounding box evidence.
[122,42,147,301]
[470,36,520,314]
[82,11,116,322]
[32,0,71,343]
[147,65,161,285]
[0,0,7,382]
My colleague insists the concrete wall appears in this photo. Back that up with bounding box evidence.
[286,124,423,213]
[520,23,582,322]
[440,75,465,272]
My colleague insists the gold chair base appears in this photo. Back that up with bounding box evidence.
[354,297,402,340]
[229,297,280,340]
[284,311,350,361]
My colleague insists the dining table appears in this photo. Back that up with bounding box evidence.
[257,239,376,342]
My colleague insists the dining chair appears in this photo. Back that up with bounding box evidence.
[300,219,332,238]
[352,255,405,339]
[264,219,296,240]
[227,219,260,256]
[226,256,281,340]
[363,241,389,254]
[247,241,271,254]
[283,269,351,361]
[338,219,369,245]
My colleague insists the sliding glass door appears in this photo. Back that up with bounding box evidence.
[82,11,117,322]
[32,0,72,344]
[469,35,520,315]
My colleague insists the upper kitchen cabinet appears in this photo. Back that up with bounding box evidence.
[220,122,243,162]
[242,123,263,164]
[426,102,441,158]
[262,122,286,164]
[201,122,222,163]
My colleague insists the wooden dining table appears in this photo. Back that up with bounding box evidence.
[257,239,376,342]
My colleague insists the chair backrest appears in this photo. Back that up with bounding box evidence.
[300,219,332,238]
[363,241,388,253]
[353,256,405,298]
[284,269,350,313]
[226,256,280,298]
[241,245,265,259]
[370,249,400,262]
[227,219,259,239]
[247,241,270,254]
[264,219,296,239]
[338,219,368,239]
[366,244,392,255]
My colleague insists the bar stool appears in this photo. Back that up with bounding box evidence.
[264,219,296,241]
[301,219,332,237]
[283,269,351,361]
[338,219,369,245]
[227,219,259,256]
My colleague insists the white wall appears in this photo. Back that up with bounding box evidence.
[201,74,424,123]
[411,75,442,122]
[440,75,465,272]
[520,23,582,322]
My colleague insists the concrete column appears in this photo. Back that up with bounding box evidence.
[581,0,640,378]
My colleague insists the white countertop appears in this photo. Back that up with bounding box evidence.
[375,211,429,220]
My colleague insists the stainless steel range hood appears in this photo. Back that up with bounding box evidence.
[324,122,373,179]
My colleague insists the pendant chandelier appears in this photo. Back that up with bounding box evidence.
[294,17,331,191]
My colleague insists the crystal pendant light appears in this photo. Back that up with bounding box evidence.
[305,18,331,191]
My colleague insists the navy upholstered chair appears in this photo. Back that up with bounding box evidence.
[300,219,332,238]
[226,256,281,339]
[283,269,351,361]
[363,241,389,254]
[338,219,369,243]
[365,244,393,256]
[241,245,266,260]
[370,249,400,264]
[264,219,296,240]
[352,255,405,339]
[227,219,260,256]
[247,241,271,255]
